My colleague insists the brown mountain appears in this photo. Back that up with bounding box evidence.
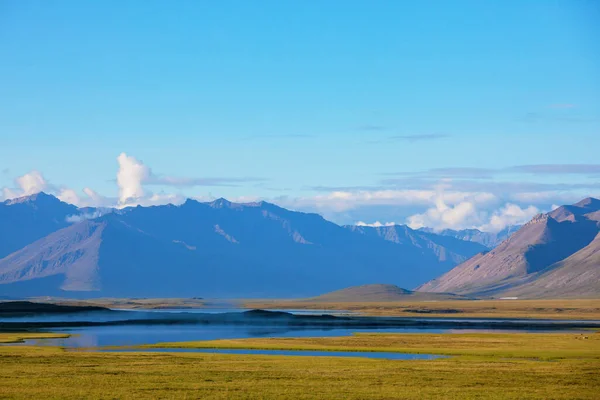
[417,198,600,298]
[502,232,600,298]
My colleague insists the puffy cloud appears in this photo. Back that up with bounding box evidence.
[0,153,262,208]
[115,153,265,207]
[1,153,596,235]
[407,198,485,231]
[16,170,48,195]
[65,210,109,223]
[57,187,115,208]
[114,153,190,207]
[134,192,185,207]
[57,188,82,205]
[1,170,51,200]
[355,221,396,227]
[278,189,497,213]
[406,191,542,233]
[117,153,151,206]
[479,204,540,233]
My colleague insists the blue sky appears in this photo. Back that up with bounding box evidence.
[1,0,599,230]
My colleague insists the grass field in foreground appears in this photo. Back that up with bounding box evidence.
[145,331,600,360]
[0,332,70,344]
[1,332,599,399]
[243,298,600,320]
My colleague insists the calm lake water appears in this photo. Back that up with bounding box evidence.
[3,308,596,349]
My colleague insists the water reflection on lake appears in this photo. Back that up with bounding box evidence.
[0,308,351,323]
[3,307,596,349]
[24,325,448,348]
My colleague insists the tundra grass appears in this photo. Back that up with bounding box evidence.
[244,298,600,320]
[1,332,599,399]
[0,332,70,344]
[143,331,600,360]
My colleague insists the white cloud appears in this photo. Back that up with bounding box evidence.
[407,198,485,231]
[0,154,595,235]
[65,210,109,223]
[406,190,541,233]
[57,187,115,208]
[16,170,48,195]
[117,153,151,206]
[57,188,82,205]
[112,194,186,209]
[277,189,497,213]
[114,153,185,208]
[114,153,262,208]
[355,221,397,227]
[1,170,50,200]
[479,203,540,232]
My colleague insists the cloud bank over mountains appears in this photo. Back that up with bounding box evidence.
[1,153,598,233]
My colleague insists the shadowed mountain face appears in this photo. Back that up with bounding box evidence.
[346,225,487,266]
[0,193,79,259]
[418,198,600,298]
[0,195,487,298]
[502,232,600,298]
[418,226,521,249]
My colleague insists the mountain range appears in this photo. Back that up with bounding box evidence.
[0,193,487,298]
[418,226,521,249]
[418,198,600,298]
[0,193,77,259]
[2,193,598,299]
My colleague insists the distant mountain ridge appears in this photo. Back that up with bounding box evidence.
[418,198,600,298]
[0,193,487,298]
[346,225,487,265]
[0,192,78,259]
[418,226,521,248]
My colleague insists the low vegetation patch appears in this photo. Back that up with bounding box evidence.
[1,332,599,399]
[244,298,600,320]
[145,332,600,360]
[0,332,71,344]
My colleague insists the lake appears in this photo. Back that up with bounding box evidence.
[3,307,598,349]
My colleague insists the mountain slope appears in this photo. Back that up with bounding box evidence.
[503,232,600,298]
[0,196,485,298]
[0,193,78,258]
[347,225,487,266]
[0,214,211,297]
[418,226,520,248]
[418,198,600,297]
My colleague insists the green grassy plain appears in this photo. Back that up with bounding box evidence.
[1,331,599,399]
[0,332,70,344]
[244,298,600,320]
[145,331,600,360]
